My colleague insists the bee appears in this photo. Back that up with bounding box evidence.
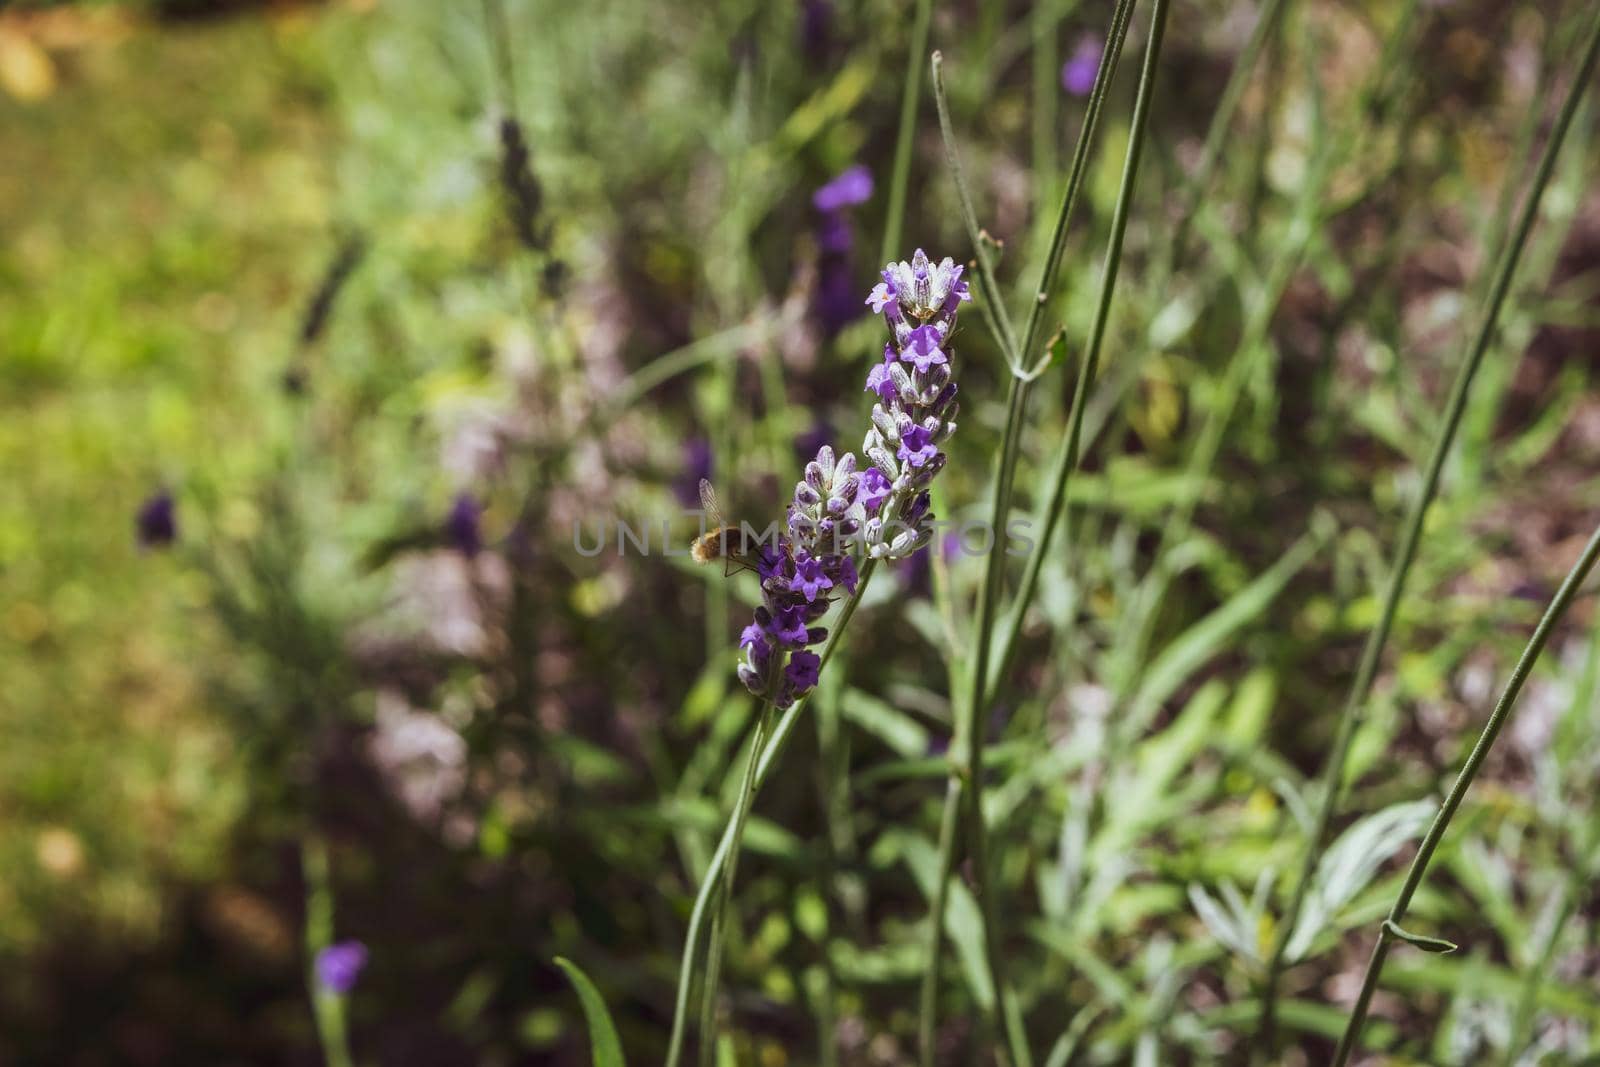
[691,479,760,576]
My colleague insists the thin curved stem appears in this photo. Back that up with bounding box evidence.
[1014,0,1138,375]
[664,560,879,1067]
[931,52,1020,364]
[882,0,934,267]
[1155,0,1289,281]
[1258,7,1600,1050]
[1332,519,1600,1064]
[304,835,355,1067]
[697,668,779,1067]
[983,0,1167,702]
[918,776,964,1067]
[919,7,1168,1064]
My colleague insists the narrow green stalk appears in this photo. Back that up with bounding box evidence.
[1259,10,1600,1050]
[1151,0,1289,287]
[1500,882,1576,1067]
[918,776,964,1067]
[931,52,1021,364]
[882,0,934,266]
[479,0,517,109]
[1016,0,1138,371]
[983,0,1167,702]
[610,316,794,414]
[697,672,779,1067]
[1332,520,1600,1065]
[811,704,844,1067]
[664,560,879,1067]
[304,836,355,1067]
[918,9,1163,1064]
[1502,611,1600,1064]
[1029,0,1060,206]
[952,374,1034,1067]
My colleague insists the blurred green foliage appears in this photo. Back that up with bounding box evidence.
[2,0,1600,1064]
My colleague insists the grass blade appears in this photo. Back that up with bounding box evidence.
[555,957,628,1067]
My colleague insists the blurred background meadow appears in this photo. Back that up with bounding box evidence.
[4,0,1600,1063]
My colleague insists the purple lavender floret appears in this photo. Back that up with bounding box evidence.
[812,165,874,212]
[858,466,891,512]
[739,621,768,654]
[902,324,947,373]
[316,940,368,995]
[897,425,939,468]
[800,0,834,64]
[675,438,714,506]
[446,493,483,557]
[785,650,822,690]
[135,488,177,550]
[865,344,898,401]
[789,552,834,602]
[734,249,963,708]
[1062,34,1103,97]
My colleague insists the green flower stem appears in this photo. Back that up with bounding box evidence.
[1500,881,1577,1067]
[696,662,780,1067]
[1014,0,1137,374]
[664,560,879,1067]
[931,52,1020,364]
[918,776,965,1067]
[882,0,934,266]
[304,835,355,1067]
[1259,8,1600,1051]
[1332,519,1600,1065]
[982,0,1165,703]
[1152,0,1289,285]
[920,7,1164,1064]
[1502,611,1600,1065]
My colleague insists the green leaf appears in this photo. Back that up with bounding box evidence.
[1188,883,1258,963]
[1285,800,1433,961]
[897,833,995,1011]
[840,687,929,758]
[1383,920,1458,954]
[554,957,627,1067]
[1121,531,1320,743]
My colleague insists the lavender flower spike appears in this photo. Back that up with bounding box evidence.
[730,250,963,709]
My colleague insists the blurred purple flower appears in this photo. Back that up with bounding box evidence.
[316,940,368,995]
[900,544,931,598]
[812,167,874,335]
[795,420,833,464]
[446,493,483,557]
[135,488,177,550]
[816,211,853,255]
[816,256,861,334]
[1062,34,1102,96]
[675,438,714,507]
[812,165,874,212]
[800,0,834,64]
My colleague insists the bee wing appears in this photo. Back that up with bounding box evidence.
[698,479,726,529]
